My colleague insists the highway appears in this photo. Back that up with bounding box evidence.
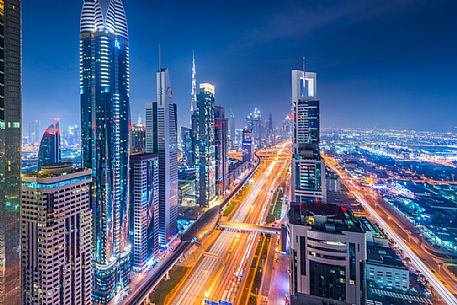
[325,157,457,305]
[168,143,291,305]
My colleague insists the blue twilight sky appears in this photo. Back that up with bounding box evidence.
[23,0,457,133]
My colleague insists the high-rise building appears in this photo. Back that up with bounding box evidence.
[129,154,159,269]
[38,122,61,170]
[79,0,131,302]
[0,1,22,304]
[130,122,146,154]
[215,105,229,196]
[229,111,235,149]
[191,51,197,115]
[246,108,263,147]
[291,69,326,204]
[21,164,93,305]
[192,83,217,207]
[288,204,367,305]
[146,68,178,245]
[180,126,194,167]
[267,112,275,145]
[27,119,41,145]
[242,128,254,163]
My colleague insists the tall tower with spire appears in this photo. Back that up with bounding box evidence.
[80,0,131,302]
[191,51,197,115]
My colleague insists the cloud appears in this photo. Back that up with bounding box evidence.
[235,0,417,48]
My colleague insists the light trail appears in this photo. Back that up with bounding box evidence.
[330,160,457,305]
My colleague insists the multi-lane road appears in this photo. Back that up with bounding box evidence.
[325,155,457,305]
[168,143,291,305]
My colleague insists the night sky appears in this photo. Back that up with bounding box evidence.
[23,0,457,132]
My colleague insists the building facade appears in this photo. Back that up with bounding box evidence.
[180,126,194,167]
[79,0,131,302]
[289,204,367,305]
[214,105,229,196]
[146,68,178,245]
[0,1,22,304]
[130,123,146,154]
[38,122,61,170]
[291,69,326,204]
[192,83,217,207]
[129,154,159,269]
[21,164,93,305]
[242,128,254,163]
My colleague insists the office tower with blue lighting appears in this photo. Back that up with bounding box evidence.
[291,69,326,204]
[130,121,146,154]
[229,111,235,149]
[0,1,22,304]
[192,83,217,207]
[180,126,194,166]
[129,154,159,269]
[79,0,131,302]
[215,105,229,196]
[21,164,93,305]
[147,68,178,245]
[242,128,254,163]
[38,122,61,170]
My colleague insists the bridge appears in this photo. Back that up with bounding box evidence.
[218,221,281,235]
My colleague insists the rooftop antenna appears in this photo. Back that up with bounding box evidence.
[158,43,162,71]
[302,56,306,72]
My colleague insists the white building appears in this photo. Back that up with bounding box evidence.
[289,204,367,305]
[21,164,92,305]
[146,68,178,244]
[291,69,326,204]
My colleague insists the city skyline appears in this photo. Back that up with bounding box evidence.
[23,0,457,132]
[4,0,457,305]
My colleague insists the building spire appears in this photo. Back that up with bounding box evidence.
[191,50,197,113]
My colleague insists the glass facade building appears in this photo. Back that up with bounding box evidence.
[192,83,217,207]
[146,69,178,245]
[214,105,229,196]
[291,69,326,204]
[79,0,131,302]
[129,153,159,269]
[38,122,61,170]
[0,1,21,304]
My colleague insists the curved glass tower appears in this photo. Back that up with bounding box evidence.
[79,0,131,302]
[37,122,61,170]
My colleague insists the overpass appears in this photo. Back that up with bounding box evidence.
[218,221,281,235]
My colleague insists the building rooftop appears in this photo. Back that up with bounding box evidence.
[22,163,92,188]
[288,203,364,233]
[367,245,407,269]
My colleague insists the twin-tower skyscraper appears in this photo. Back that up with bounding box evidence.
[80,0,178,302]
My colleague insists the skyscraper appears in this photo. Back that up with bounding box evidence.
[38,122,61,170]
[192,83,217,207]
[246,108,263,147]
[0,1,22,304]
[79,0,131,302]
[129,154,159,269]
[291,69,326,204]
[180,126,194,167]
[191,51,197,115]
[229,111,235,149]
[21,164,93,305]
[214,105,229,196]
[147,68,178,245]
[242,128,254,163]
[130,122,146,154]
